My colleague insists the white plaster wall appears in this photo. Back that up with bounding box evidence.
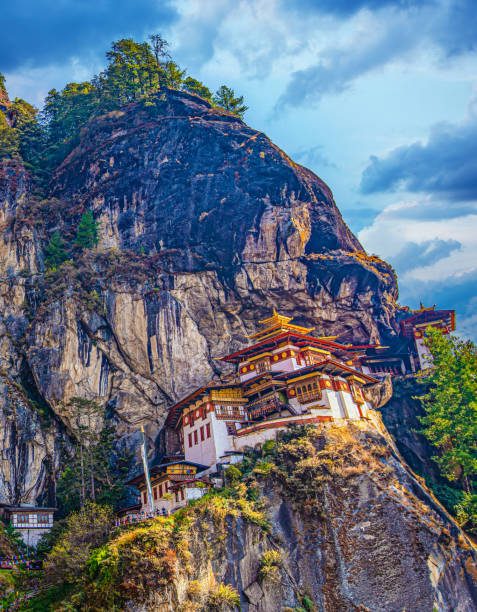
[288,397,306,414]
[270,357,297,373]
[233,427,283,451]
[308,406,333,419]
[186,487,207,502]
[339,391,361,420]
[360,401,370,418]
[183,412,217,466]
[290,396,330,415]
[416,337,432,369]
[210,415,235,462]
[325,390,347,419]
[239,367,258,383]
[15,528,51,548]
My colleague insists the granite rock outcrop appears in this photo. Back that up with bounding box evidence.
[0,89,399,503]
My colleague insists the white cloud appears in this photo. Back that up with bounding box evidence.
[359,199,477,283]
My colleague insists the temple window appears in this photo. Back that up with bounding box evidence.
[17,514,29,524]
[226,422,236,435]
[194,430,198,445]
[256,359,270,373]
[153,487,158,500]
[295,380,321,404]
[38,514,50,524]
[143,491,147,504]
[206,423,211,438]
[159,484,163,497]
[188,433,192,447]
[200,426,205,441]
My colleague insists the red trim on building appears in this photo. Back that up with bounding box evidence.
[236,415,332,436]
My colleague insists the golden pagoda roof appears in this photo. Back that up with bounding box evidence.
[248,309,315,341]
[413,302,436,314]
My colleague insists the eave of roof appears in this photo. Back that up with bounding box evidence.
[219,331,353,363]
[273,360,377,384]
[125,460,209,486]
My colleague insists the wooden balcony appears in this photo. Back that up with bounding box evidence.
[215,406,245,420]
[296,391,322,405]
[246,396,286,420]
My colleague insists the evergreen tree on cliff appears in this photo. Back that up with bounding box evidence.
[44,231,68,269]
[418,327,477,493]
[182,77,212,101]
[75,211,101,250]
[213,85,248,118]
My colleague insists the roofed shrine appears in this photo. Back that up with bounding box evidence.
[164,310,379,473]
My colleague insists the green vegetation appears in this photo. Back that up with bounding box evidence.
[44,503,113,585]
[206,583,241,610]
[456,492,477,536]
[74,210,101,250]
[183,76,212,101]
[57,397,130,514]
[44,230,68,270]
[213,85,248,117]
[224,464,242,484]
[258,549,283,580]
[417,328,477,487]
[417,327,477,534]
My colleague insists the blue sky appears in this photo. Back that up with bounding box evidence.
[3,0,476,339]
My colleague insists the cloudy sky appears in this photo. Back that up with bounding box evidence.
[3,0,476,338]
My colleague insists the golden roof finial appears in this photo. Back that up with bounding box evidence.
[413,302,437,314]
[248,308,315,340]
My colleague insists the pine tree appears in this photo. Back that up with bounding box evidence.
[74,210,101,250]
[57,397,129,514]
[418,327,477,492]
[44,231,68,269]
[212,85,248,118]
[182,77,212,101]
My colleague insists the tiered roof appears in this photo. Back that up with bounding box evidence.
[126,460,207,487]
[220,310,377,364]
[400,304,455,338]
[165,310,378,428]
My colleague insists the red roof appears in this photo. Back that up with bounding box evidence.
[400,309,455,338]
[219,331,355,363]
[274,358,377,384]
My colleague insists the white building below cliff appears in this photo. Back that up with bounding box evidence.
[163,311,378,474]
[0,504,55,548]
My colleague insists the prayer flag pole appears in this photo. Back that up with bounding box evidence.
[140,425,154,512]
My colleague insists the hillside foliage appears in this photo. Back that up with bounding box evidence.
[417,327,477,533]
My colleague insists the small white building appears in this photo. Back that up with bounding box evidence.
[124,460,210,517]
[1,505,55,548]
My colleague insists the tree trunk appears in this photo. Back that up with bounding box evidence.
[80,442,86,508]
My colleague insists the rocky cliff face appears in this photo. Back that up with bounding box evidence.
[379,376,444,482]
[0,89,402,504]
[52,424,477,611]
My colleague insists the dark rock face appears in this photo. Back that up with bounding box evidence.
[379,376,443,481]
[52,91,360,265]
